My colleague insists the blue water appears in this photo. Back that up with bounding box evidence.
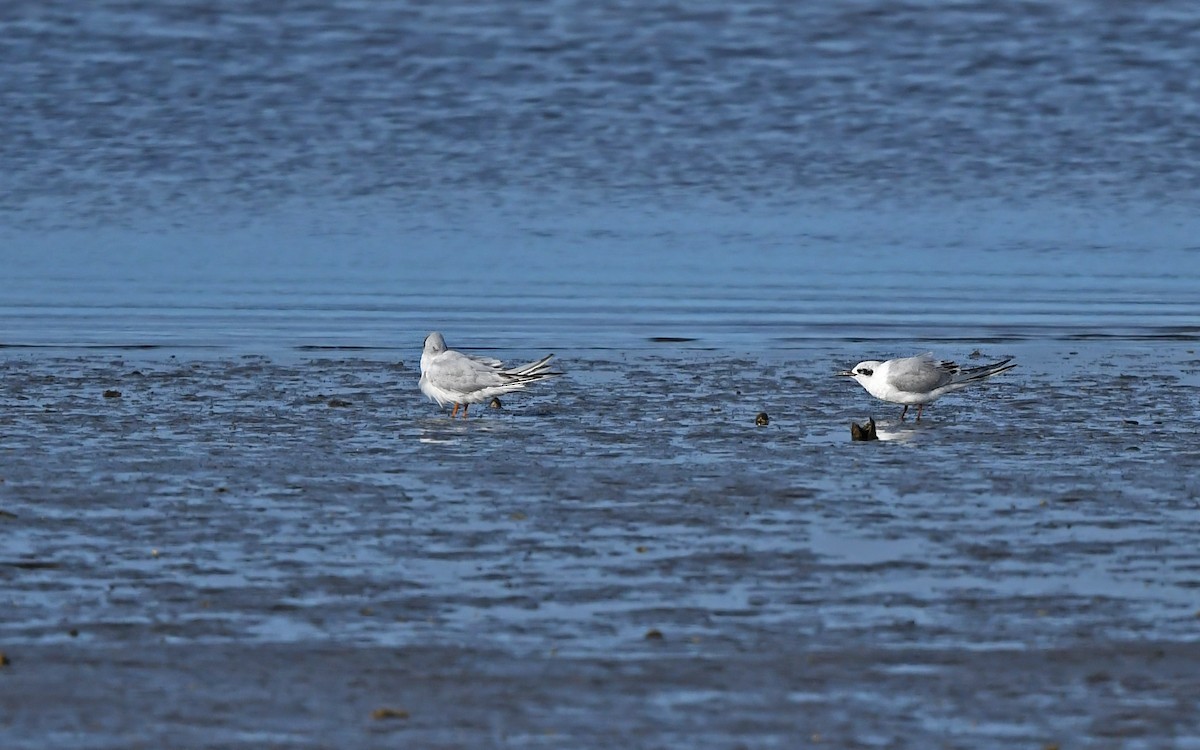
[2,0,1200,358]
[4,0,1200,219]
[2,201,1197,355]
[3,3,1200,748]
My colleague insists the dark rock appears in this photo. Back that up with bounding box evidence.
[851,417,879,441]
[371,707,410,720]
[754,412,769,426]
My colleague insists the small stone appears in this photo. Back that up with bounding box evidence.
[327,398,351,408]
[103,389,121,398]
[851,417,879,441]
[371,708,410,721]
[0,652,10,666]
[644,628,664,640]
[489,397,503,409]
[69,629,79,637]
[754,412,769,426]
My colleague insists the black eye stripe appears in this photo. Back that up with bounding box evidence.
[857,367,873,376]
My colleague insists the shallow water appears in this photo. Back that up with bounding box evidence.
[3,0,1200,747]
[3,0,1200,222]
[3,345,1200,747]
[2,203,1198,356]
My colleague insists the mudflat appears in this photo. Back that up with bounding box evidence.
[2,348,1198,747]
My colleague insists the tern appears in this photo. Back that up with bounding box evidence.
[419,332,560,418]
[839,353,1015,421]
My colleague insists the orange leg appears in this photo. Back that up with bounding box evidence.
[451,403,460,418]
[916,404,926,421]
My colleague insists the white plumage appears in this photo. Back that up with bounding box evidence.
[419,332,560,418]
[840,353,1015,421]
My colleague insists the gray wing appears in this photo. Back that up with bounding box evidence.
[459,351,505,368]
[886,354,959,393]
[428,351,508,394]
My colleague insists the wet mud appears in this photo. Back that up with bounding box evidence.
[2,346,1199,747]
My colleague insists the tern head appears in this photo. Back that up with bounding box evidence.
[423,331,447,355]
[839,360,882,385]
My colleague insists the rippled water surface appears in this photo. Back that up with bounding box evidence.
[3,0,1200,219]
[2,1,1200,747]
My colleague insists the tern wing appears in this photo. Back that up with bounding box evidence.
[885,354,958,394]
[505,354,558,378]
[958,358,1016,383]
[457,351,505,369]
[426,351,508,395]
